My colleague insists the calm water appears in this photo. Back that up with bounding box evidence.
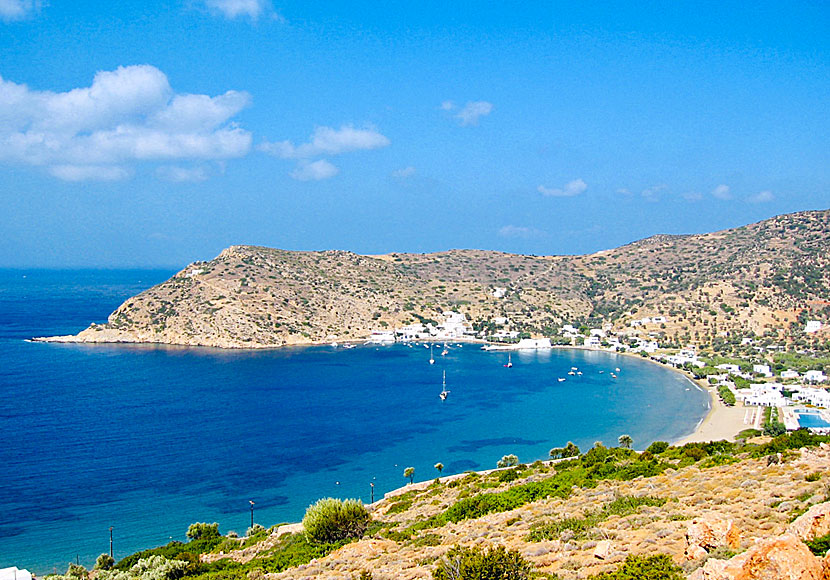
[0,270,709,573]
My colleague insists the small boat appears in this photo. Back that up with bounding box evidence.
[429,344,435,365]
[568,371,575,376]
[558,378,566,382]
[330,342,339,347]
[571,367,578,371]
[504,353,513,368]
[439,370,450,401]
[610,373,617,379]
[599,370,604,374]
[577,371,582,375]
[344,344,356,349]
[441,343,449,356]
[615,367,621,372]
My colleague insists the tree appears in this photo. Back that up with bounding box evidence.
[434,462,444,474]
[618,434,633,449]
[302,498,370,544]
[497,454,519,468]
[404,466,415,484]
[563,441,580,457]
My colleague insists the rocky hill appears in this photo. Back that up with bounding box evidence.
[42,209,830,349]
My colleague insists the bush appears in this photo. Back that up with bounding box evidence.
[432,545,532,580]
[589,554,683,580]
[805,533,830,557]
[95,554,115,571]
[186,522,220,540]
[302,498,370,544]
[645,440,669,455]
[497,454,519,468]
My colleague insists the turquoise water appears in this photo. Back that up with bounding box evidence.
[797,412,830,428]
[0,270,710,573]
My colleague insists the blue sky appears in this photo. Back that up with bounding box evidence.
[0,1,827,267]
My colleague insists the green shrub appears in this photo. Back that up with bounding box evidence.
[589,554,683,580]
[186,522,220,541]
[805,471,822,482]
[432,545,532,580]
[497,454,519,468]
[95,554,115,571]
[805,533,830,557]
[302,498,370,544]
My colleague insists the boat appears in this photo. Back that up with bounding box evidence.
[615,367,621,372]
[441,343,449,356]
[610,373,617,379]
[504,353,513,368]
[429,344,435,365]
[439,370,451,401]
[568,371,575,376]
[558,378,566,382]
[343,344,356,349]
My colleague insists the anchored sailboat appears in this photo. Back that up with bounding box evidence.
[504,352,513,368]
[439,370,450,401]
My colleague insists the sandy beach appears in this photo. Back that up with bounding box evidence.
[673,379,755,445]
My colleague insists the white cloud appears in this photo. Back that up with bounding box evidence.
[0,0,39,21]
[261,125,390,159]
[641,184,668,201]
[616,188,632,195]
[683,191,703,201]
[260,124,389,181]
[748,190,774,203]
[155,165,210,182]
[291,159,339,181]
[711,184,732,200]
[0,65,252,180]
[454,101,493,126]
[49,165,132,182]
[440,100,454,111]
[391,166,416,178]
[198,0,278,20]
[538,178,587,197]
[498,225,545,239]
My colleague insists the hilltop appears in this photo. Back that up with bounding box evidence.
[41,209,830,350]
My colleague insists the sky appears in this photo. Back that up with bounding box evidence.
[0,1,828,267]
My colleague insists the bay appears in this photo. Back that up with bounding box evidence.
[0,270,709,573]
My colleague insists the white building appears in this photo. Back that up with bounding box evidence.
[804,370,828,383]
[516,337,552,349]
[396,323,427,341]
[716,364,741,374]
[780,369,800,380]
[792,387,830,408]
[753,364,773,378]
[585,335,602,347]
[492,287,507,298]
[739,383,786,407]
[805,320,822,334]
[493,317,509,326]
[0,569,32,580]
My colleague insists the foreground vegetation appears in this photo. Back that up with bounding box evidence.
[45,429,830,580]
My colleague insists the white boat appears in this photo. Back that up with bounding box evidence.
[615,367,621,372]
[568,371,575,376]
[441,343,449,356]
[558,378,566,382]
[504,353,513,368]
[429,344,435,365]
[439,370,451,401]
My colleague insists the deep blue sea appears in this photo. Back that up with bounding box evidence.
[0,270,710,574]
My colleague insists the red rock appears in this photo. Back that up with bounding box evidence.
[789,501,830,543]
[689,533,824,580]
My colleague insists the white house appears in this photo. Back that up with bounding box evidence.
[805,320,822,334]
[780,369,800,380]
[740,383,786,407]
[589,328,606,338]
[493,317,509,326]
[804,370,828,383]
[792,387,830,408]
[716,364,741,374]
[492,287,507,298]
[651,316,667,323]
[397,323,427,341]
[516,337,552,349]
[0,569,32,580]
[585,335,602,347]
[753,364,773,378]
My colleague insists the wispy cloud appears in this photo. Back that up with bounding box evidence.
[498,225,545,239]
[441,100,493,126]
[641,184,668,201]
[196,0,280,21]
[0,0,40,22]
[748,190,774,203]
[538,178,587,197]
[291,159,339,181]
[711,184,732,200]
[261,125,389,159]
[260,125,390,181]
[0,65,251,181]
[683,191,703,201]
[391,166,416,178]
[155,165,210,183]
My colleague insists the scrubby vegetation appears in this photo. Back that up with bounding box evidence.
[432,545,532,580]
[301,498,370,544]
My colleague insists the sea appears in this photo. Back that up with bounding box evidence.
[0,269,710,574]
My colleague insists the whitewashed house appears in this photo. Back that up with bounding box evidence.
[804,370,828,383]
[805,320,822,334]
[780,369,800,380]
[753,364,773,378]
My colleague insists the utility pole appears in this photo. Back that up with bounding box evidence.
[110,526,114,559]
[370,482,374,503]
[249,500,255,529]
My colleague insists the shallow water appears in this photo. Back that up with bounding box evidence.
[0,270,709,573]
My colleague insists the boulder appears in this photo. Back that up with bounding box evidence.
[689,533,825,580]
[593,540,612,560]
[685,517,742,559]
[789,501,830,542]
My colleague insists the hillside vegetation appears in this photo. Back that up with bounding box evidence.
[52,209,830,349]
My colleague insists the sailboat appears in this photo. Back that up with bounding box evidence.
[439,370,450,401]
[504,352,513,368]
[429,344,435,365]
[441,343,449,356]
